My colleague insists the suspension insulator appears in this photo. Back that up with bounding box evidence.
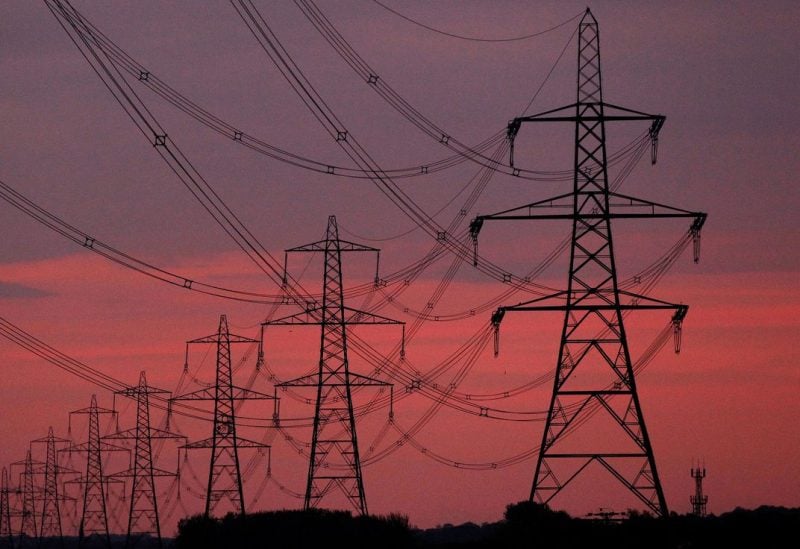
[692,229,701,263]
[491,308,505,357]
[673,321,683,354]
[469,218,483,267]
[649,116,665,165]
[651,136,659,165]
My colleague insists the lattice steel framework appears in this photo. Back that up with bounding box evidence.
[31,427,73,545]
[472,9,706,516]
[265,215,401,515]
[14,450,40,542]
[690,465,708,517]
[0,468,12,548]
[64,395,125,547]
[172,315,274,517]
[106,371,183,547]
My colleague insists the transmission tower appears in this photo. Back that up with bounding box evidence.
[105,371,183,548]
[690,464,708,517]
[471,9,706,516]
[31,427,74,546]
[13,449,41,543]
[64,395,125,547]
[0,468,12,548]
[172,315,274,517]
[264,215,402,515]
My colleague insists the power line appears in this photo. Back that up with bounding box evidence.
[370,1,582,43]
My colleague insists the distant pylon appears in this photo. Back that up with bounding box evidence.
[30,427,73,546]
[690,464,708,517]
[472,9,706,516]
[64,395,125,548]
[16,450,40,542]
[172,315,274,517]
[106,371,183,548]
[264,215,402,515]
[0,467,13,548]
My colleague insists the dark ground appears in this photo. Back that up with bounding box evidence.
[12,504,798,548]
[171,502,800,549]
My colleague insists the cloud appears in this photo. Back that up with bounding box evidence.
[0,280,51,299]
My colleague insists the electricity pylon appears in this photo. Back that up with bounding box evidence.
[105,371,183,548]
[264,215,402,515]
[64,395,125,547]
[31,427,74,547]
[172,315,274,517]
[0,467,13,548]
[471,9,706,516]
[12,450,42,543]
[690,464,708,517]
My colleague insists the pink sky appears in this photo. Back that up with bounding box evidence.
[1,0,799,533]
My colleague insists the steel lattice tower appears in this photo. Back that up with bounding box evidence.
[472,9,706,516]
[15,450,40,542]
[31,427,73,546]
[65,395,124,547]
[264,215,402,515]
[0,467,12,548]
[106,371,183,548]
[690,465,708,517]
[172,315,274,517]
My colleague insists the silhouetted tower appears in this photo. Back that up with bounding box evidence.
[264,215,402,515]
[172,315,274,517]
[65,395,124,547]
[0,467,12,548]
[16,450,40,541]
[472,9,706,516]
[31,427,73,545]
[106,372,183,548]
[690,465,708,517]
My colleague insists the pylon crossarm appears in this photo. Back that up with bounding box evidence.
[512,102,663,124]
[104,427,185,441]
[231,387,277,400]
[60,441,129,454]
[287,239,379,253]
[475,191,703,226]
[170,387,216,401]
[263,308,324,325]
[344,371,392,387]
[475,191,575,224]
[172,381,275,402]
[276,373,320,387]
[108,467,177,479]
[278,371,390,388]
[63,476,123,487]
[188,332,259,344]
[231,437,271,449]
[609,191,704,217]
[343,306,404,325]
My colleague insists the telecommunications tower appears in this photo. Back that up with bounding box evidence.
[690,464,708,517]
[172,315,274,517]
[264,215,402,515]
[471,9,706,516]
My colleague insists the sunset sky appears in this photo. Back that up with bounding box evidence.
[1,0,798,533]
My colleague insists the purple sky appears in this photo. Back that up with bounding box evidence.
[1,0,799,531]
